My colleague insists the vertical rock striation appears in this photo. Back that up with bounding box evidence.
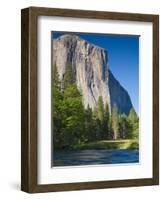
[52,34,133,114]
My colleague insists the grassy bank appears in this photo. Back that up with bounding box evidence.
[73,139,139,150]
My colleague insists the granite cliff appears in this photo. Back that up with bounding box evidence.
[52,34,133,115]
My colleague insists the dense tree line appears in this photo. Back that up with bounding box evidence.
[52,64,139,149]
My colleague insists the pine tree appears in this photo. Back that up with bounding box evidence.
[127,108,139,139]
[95,96,105,139]
[92,104,101,140]
[103,103,110,139]
[84,105,94,142]
[63,63,75,89]
[119,114,128,139]
[93,98,111,140]
[97,96,104,121]
[111,104,119,140]
[53,64,60,89]
[54,63,86,148]
[128,108,138,123]
[52,63,86,149]
[52,65,63,149]
[61,84,85,147]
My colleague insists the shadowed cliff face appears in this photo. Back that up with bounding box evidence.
[52,34,133,114]
[108,70,133,115]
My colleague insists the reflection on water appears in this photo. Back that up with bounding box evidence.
[53,149,139,167]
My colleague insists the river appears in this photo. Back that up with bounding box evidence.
[53,149,139,167]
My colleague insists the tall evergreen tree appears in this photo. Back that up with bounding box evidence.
[63,63,75,89]
[53,64,60,89]
[52,63,86,149]
[92,104,101,140]
[103,103,110,139]
[97,96,105,121]
[96,96,105,139]
[84,105,94,142]
[119,114,128,139]
[128,108,138,123]
[111,104,119,140]
[127,108,139,139]
[92,98,111,140]
[52,65,63,148]
[60,84,85,147]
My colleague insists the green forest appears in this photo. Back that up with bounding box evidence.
[52,64,139,150]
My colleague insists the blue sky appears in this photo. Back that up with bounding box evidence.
[52,32,139,114]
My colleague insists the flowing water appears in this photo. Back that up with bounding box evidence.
[53,149,139,167]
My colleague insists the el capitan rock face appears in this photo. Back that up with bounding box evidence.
[52,34,133,114]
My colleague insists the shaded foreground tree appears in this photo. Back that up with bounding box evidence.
[53,64,85,149]
[60,84,85,148]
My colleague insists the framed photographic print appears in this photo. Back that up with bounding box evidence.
[21,7,159,193]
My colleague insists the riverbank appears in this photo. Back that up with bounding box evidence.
[73,139,139,150]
